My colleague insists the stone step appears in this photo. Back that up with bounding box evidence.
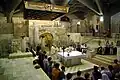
[9,52,33,59]
[96,55,116,61]
[64,59,98,75]
[92,57,111,65]
[94,56,114,63]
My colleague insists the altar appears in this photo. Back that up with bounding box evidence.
[58,51,86,67]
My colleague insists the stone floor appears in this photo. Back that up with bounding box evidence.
[0,57,50,80]
[0,52,99,80]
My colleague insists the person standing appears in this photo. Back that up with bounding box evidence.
[112,59,120,74]
[104,40,110,55]
[21,36,26,52]
[43,55,48,74]
[84,73,90,80]
[59,66,65,80]
[48,57,53,79]
[73,71,84,80]
[91,66,102,80]
[66,73,73,80]
[102,73,110,80]
[52,63,60,80]
[110,42,114,55]
[92,26,95,36]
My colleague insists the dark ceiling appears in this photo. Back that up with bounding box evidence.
[0,0,120,22]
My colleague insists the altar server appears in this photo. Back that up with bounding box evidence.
[51,45,56,55]
[81,43,87,54]
[68,45,74,51]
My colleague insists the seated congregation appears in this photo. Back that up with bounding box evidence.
[30,45,120,80]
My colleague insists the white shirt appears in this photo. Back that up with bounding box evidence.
[35,56,39,60]
[102,73,110,80]
[43,59,48,69]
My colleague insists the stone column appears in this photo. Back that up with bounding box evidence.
[40,36,45,51]
[21,36,26,52]
[6,13,13,23]
[33,22,39,48]
[103,11,112,37]
[117,47,120,62]
[92,15,97,32]
[104,14,111,31]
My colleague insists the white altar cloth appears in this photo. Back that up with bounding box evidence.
[58,51,86,59]
[58,51,86,66]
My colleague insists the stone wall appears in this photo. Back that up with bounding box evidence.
[0,17,14,56]
[13,17,29,38]
[111,12,120,33]
[0,15,29,55]
[0,12,102,55]
[0,34,13,57]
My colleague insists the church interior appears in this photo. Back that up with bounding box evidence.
[0,0,120,80]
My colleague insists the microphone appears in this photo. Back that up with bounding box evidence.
[62,46,65,52]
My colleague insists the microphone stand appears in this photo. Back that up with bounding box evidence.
[62,46,65,65]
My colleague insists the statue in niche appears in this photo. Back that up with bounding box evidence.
[39,32,53,55]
